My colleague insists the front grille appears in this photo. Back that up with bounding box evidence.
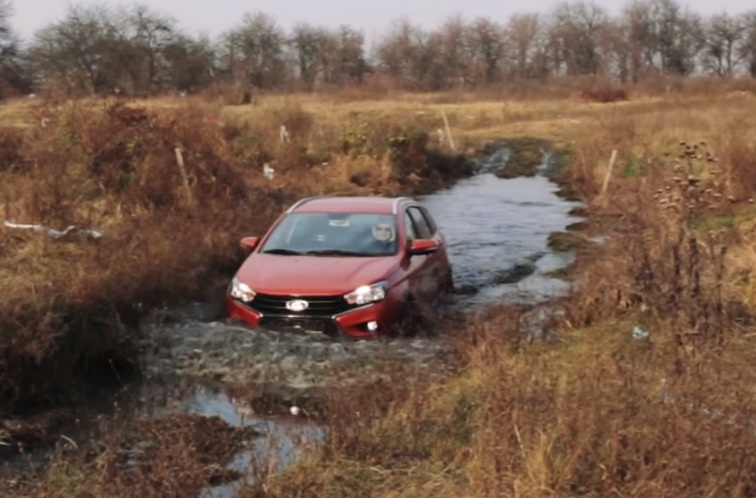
[249,293,351,317]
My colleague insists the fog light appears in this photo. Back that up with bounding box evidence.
[367,321,379,332]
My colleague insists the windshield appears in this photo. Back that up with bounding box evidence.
[260,212,399,257]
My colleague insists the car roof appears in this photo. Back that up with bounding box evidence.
[289,196,414,215]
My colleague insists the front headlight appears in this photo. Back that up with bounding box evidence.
[344,281,387,306]
[230,277,256,302]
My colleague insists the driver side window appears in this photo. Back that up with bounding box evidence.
[404,212,418,241]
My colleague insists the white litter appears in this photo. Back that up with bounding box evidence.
[3,220,104,241]
[279,125,290,143]
[631,325,650,340]
[263,163,275,181]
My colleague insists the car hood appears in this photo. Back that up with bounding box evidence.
[235,253,400,295]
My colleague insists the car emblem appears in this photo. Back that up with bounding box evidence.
[285,299,309,312]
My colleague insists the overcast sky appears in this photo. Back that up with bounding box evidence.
[10,0,756,44]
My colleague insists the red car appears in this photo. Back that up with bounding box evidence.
[227,196,453,338]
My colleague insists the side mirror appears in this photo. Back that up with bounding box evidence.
[239,236,260,252]
[409,239,439,256]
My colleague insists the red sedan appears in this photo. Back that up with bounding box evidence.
[227,196,453,338]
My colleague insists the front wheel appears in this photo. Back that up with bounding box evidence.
[395,296,433,337]
[442,268,455,294]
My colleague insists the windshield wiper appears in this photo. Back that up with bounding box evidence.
[305,249,372,257]
[262,248,304,255]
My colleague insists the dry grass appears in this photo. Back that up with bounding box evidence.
[3,84,756,497]
[0,96,472,414]
[241,88,756,497]
[14,414,256,498]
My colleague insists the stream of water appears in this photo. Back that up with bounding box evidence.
[64,147,584,497]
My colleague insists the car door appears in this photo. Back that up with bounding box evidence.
[406,206,447,299]
[402,209,431,303]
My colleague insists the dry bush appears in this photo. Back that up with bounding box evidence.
[23,414,255,498]
[580,88,630,103]
[715,119,756,202]
[0,101,293,410]
[562,142,743,351]
[0,96,471,413]
[460,326,756,498]
[251,305,755,498]
[557,112,641,199]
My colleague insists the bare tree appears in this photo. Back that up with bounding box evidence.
[549,1,611,76]
[623,0,656,82]
[654,0,703,74]
[466,17,506,85]
[322,25,368,86]
[602,18,633,82]
[621,0,704,78]
[221,12,288,90]
[162,34,215,92]
[121,5,177,94]
[0,0,27,95]
[702,14,745,76]
[289,23,329,89]
[506,13,542,78]
[431,14,472,88]
[739,11,756,76]
[375,18,431,88]
[28,5,116,94]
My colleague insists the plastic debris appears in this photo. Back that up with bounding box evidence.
[279,125,290,143]
[3,220,104,241]
[631,325,650,340]
[659,378,671,403]
[263,163,275,181]
[290,406,301,416]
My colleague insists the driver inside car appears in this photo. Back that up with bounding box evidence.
[370,222,396,253]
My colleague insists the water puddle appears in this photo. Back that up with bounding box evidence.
[184,386,326,498]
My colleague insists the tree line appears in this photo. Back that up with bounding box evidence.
[1,0,755,97]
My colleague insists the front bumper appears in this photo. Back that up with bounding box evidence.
[226,295,399,338]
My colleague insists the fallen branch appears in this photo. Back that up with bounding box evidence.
[3,220,104,241]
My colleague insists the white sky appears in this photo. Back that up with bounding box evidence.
[10,0,756,44]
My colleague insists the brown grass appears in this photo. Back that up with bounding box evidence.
[241,88,756,497]
[14,414,256,498]
[3,85,756,497]
[0,96,472,413]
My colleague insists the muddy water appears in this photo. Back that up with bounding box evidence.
[123,148,583,496]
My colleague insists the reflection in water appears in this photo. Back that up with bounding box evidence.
[183,385,326,498]
[419,172,581,308]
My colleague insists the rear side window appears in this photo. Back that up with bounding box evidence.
[407,207,433,239]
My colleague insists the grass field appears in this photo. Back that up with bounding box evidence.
[2,81,756,496]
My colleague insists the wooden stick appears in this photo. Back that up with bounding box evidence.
[601,149,617,195]
[174,147,193,205]
[441,110,456,151]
